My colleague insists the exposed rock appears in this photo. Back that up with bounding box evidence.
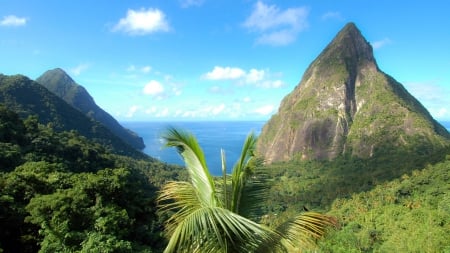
[257,23,450,163]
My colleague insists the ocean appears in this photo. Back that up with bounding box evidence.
[123,121,450,176]
[121,121,266,175]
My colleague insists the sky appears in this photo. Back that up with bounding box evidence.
[1,0,449,122]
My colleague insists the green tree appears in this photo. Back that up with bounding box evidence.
[157,128,336,253]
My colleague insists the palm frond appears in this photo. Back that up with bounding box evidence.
[162,127,217,207]
[230,132,258,214]
[157,181,202,237]
[237,166,270,220]
[274,211,338,251]
[163,205,278,253]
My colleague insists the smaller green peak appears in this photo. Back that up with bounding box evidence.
[38,68,75,84]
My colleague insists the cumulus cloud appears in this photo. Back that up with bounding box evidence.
[203,66,285,88]
[0,15,27,26]
[156,107,170,117]
[405,81,450,121]
[203,66,246,80]
[141,65,152,73]
[126,105,140,118]
[435,108,448,119]
[211,103,225,115]
[243,1,309,46]
[372,38,392,49]
[245,69,265,83]
[113,8,170,35]
[143,80,164,95]
[254,104,275,115]
[127,65,152,73]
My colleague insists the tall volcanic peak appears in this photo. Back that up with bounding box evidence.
[256,22,449,164]
[37,68,145,150]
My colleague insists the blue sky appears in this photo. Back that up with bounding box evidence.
[1,0,449,122]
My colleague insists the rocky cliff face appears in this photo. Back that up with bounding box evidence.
[257,23,450,163]
[37,68,145,150]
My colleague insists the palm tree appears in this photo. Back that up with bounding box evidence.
[157,127,335,253]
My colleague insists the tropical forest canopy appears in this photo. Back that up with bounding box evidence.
[0,105,185,252]
[1,103,450,252]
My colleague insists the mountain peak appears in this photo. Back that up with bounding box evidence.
[256,22,449,163]
[315,22,377,73]
[41,68,76,86]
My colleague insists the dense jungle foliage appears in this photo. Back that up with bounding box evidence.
[261,148,450,252]
[1,104,449,252]
[0,106,185,252]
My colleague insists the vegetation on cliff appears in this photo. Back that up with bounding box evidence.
[36,68,145,150]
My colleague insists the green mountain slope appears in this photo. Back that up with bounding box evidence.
[257,22,450,163]
[0,73,146,159]
[36,68,145,150]
[320,155,450,252]
[0,106,184,252]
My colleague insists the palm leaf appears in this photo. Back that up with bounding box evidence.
[237,165,270,220]
[274,211,338,251]
[230,132,257,214]
[157,181,202,237]
[162,205,279,253]
[162,127,217,207]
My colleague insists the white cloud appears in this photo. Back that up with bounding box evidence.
[113,8,170,35]
[255,29,297,46]
[203,66,246,80]
[243,1,309,46]
[127,65,152,73]
[180,0,204,8]
[257,80,284,88]
[126,105,140,118]
[211,103,225,115]
[203,66,285,89]
[156,107,170,117]
[372,38,392,49]
[0,15,27,26]
[143,80,164,95]
[435,108,448,118]
[141,66,152,73]
[321,11,343,21]
[254,104,275,115]
[243,96,251,102]
[70,64,89,76]
[405,81,450,121]
[245,69,265,83]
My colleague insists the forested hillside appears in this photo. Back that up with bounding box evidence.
[0,74,145,159]
[36,68,145,150]
[0,106,184,252]
[322,158,450,252]
[259,148,450,252]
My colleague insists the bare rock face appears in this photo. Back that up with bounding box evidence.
[256,23,450,163]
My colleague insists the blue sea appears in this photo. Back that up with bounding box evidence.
[123,120,450,176]
[121,121,266,175]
